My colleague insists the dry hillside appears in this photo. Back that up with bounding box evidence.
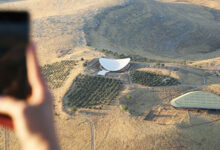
[85,0,220,61]
[0,0,126,65]
[157,0,220,10]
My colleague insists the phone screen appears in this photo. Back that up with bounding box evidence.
[0,11,30,129]
[0,11,30,99]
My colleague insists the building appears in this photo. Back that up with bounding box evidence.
[98,58,131,76]
[171,91,220,109]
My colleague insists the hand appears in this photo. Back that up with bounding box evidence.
[0,44,60,150]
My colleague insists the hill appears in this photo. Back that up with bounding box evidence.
[0,0,125,65]
[85,0,220,61]
[158,0,220,10]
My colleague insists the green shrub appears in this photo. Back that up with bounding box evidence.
[70,105,78,113]
[126,95,132,100]
[121,105,128,111]
[156,62,160,66]
[83,61,88,67]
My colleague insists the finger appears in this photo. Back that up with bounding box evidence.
[0,96,24,117]
[26,43,45,102]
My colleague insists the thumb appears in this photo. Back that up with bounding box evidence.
[0,96,24,117]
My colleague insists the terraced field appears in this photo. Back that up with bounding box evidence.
[64,74,123,109]
[40,60,77,89]
[130,70,180,86]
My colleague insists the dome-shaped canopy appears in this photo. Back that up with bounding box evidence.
[171,91,220,109]
[99,58,130,72]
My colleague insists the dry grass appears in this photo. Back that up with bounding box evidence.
[157,0,220,10]
[178,71,203,85]
[0,0,125,66]
[0,128,20,150]
[120,88,162,115]
[120,86,192,117]
[202,84,220,95]
[189,57,220,70]
[0,0,126,19]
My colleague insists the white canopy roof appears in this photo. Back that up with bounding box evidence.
[171,91,220,109]
[99,58,130,72]
[98,70,109,76]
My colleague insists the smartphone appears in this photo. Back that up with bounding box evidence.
[0,11,30,129]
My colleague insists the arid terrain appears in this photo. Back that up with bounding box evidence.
[158,0,220,10]
[0,0,220,150]
[85,0,220,61]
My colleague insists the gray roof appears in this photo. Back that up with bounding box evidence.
[171,91,220,109]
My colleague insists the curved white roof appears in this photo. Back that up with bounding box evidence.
[171,91,220,109]
[99,58,130,71]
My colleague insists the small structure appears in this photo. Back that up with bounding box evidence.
[171,91,220,109]
[98,58,130,76]
[97,70,109,76]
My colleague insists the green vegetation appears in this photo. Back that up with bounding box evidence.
[97,48,185,64]
[83,60,88,67]
[70,105,78,114]
[126,95,132,100]
[65,74,123,109]
[121,104,128,111]
[100,49,159,63]
[40,60,77,89]
[130,71,180,86]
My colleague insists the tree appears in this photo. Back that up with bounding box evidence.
[121,105,128,111]
[70,105,78,114]
[126,95,132,100]
[83,61,88,67]
[156,62,160,66]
